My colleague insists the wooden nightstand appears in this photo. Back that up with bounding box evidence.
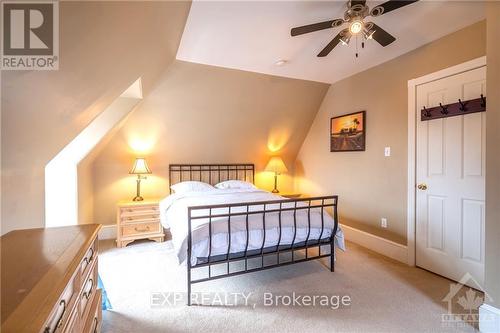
[280,193,302,199]
[116,199,165,248]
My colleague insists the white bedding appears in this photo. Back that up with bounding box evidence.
[159,188,345,266]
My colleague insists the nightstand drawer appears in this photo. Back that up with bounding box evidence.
[122,222,161,237]
[120,205,158,216]
[121,214,160,224]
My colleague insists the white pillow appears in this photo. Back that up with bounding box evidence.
[170,181,215,194]
[214,180,256,190]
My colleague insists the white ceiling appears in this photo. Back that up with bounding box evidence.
[177,1,485,84]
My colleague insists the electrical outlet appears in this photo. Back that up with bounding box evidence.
[381,218,388,228]
[384,147,391,157]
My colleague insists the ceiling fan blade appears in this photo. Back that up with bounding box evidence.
[291,19,344,36]
[317,29,348,57]
[368,23,396,47]
[370,0,419,16]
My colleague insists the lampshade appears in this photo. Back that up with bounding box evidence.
[265,156,288,174]
[129,158,152,175]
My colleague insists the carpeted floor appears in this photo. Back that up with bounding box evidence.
[98,239,478,333]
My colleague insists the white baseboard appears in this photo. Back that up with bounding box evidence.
[99,224,116,240]
[480,303,500,333]
[340,224,408,264]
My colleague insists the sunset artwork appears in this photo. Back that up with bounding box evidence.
[330,111,366,152]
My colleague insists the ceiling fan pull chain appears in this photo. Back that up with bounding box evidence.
[356,35,359,58]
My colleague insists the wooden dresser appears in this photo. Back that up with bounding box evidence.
[1,224,102,333]
[116,199,164,248]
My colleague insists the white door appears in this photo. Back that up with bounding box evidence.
[415,66,486,288]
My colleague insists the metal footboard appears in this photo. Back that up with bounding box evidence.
[186,195,339,305]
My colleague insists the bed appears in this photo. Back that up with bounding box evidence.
[160,164,344,305]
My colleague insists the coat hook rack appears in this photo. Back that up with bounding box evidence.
[458,99,467,111]
[421,95,486,121]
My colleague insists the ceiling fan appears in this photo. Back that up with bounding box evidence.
[291,0,419,57]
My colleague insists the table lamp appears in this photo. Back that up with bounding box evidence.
[129,157,152,201]
[265,156,288,193]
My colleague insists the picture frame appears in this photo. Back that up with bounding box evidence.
[330,111,366,152]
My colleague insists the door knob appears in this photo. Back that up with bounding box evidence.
[417,183,428,190]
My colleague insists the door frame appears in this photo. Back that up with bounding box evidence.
[406,56,486,266]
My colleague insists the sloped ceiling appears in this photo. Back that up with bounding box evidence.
[1,1,191,232]
[177,1,485,83]
[91,60,329,224]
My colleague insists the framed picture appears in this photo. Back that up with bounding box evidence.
[330,111,366,152]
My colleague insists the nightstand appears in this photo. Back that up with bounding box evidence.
[280,193,302,199]
[116,199,165,248]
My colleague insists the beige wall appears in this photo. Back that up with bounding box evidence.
[1,1,190,233]
[295,21,486,244]
[90,60,329,225]
[78,156,94,225]
[484,2,500,309]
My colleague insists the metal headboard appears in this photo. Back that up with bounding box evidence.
[169,164,255,193]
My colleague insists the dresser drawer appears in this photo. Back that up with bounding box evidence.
[80,239,97,280]
[80,260,98,321]
[122,222,161,236]
[82,290,102,333]
[62,305,79,333]
[42,275,78,333]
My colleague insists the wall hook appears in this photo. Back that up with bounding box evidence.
[480,94,486,108]
[439,103,448,115]
[458,99,467,111]
[422,106,432,117]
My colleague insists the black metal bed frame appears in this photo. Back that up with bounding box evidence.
[169,164,339,306]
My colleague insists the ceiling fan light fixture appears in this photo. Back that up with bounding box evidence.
[349,20,363,34]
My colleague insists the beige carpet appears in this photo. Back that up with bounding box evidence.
[98,239,478,333]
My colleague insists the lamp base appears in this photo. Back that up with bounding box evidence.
[272,173,280,193]
[132,196,144,202]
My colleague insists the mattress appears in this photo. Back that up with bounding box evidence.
[159,188,345,266]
